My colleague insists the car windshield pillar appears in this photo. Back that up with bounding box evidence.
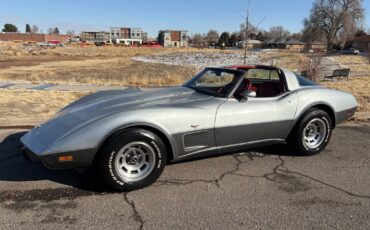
[184,68,245,98]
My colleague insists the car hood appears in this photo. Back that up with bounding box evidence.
[21,86,215,154]
[57,86,211,123]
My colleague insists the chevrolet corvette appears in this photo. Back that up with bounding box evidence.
[21,65,357,191]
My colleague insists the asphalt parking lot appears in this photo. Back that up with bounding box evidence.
[0,123,369,229]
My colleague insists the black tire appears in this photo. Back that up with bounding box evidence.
[288,108,332,155]
[99,129,167,191]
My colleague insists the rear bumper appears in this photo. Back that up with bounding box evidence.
[21,146,96,170]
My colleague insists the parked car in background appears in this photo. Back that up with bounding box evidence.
[21,65,357,191]
[341,48,360,55]
[300,49,314,53]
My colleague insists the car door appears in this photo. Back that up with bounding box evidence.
[214,90,299,148]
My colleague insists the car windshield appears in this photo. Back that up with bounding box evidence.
[183,68,244,98]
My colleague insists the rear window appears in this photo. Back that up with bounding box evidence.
[296,74,317,86]
[246,69,280,80]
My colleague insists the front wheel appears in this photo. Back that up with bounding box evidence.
[288,109,332,155]
[99,129,167,191]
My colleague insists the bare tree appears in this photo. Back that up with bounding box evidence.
[302,18,326,43]
[47,27,54,35]
[305,0,364,51]
[291,32,303,41]
[338,12,357,53]
[206,30,219,47]
[47,27,60,35]
[31,25,39,33]
[267,26,290,39]
[191,34,205,49]
[306,54,323,82]
[66,30,75,35]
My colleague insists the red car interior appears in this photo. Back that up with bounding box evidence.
[257,82,280,97]
[228,65,285,98]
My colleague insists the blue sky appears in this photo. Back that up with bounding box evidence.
[1,0,369,36]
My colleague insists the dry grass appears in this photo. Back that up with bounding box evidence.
[0,43,312,87]
[259,52,309,71]
[323,77,370,113]
[329,55,370,75]
[0,57,195,86]
[0,89,87,124]
[0,42,232,58]
[0,45,222,86]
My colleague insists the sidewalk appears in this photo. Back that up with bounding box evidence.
[0,82,129,92]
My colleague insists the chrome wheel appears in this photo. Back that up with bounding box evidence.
[114,141,156,183]
[302,118,327,149]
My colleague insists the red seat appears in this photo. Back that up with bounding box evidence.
[249,84,258,92]
[257,82,280,97]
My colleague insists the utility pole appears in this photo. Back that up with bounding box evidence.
[239,0,265,65]
[243,0,251,65]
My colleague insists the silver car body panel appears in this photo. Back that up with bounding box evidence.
[21,67,357,169]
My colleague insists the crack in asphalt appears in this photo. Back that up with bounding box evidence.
[155,153,266,187]
[123,193,145,230]
[156,154,370,200]
[266,156,370,199]
[279,168,370,199]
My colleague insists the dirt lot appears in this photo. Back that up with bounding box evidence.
[0,42,310,86]
[0,42,369,121]
[0,44,198,86]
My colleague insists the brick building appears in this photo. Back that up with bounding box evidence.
[349,35,370,51]
[158,30,188,47]
[0,33,71,43]
[80,31,110,42]
[262,38,305,51]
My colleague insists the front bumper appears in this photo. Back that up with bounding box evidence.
[21,146,96,170]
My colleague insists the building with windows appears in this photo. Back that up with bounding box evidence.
[262,37,305,51]
[80,31,110,42]
[110,27,145,45]
[158,30,188,47]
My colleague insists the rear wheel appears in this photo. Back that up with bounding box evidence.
[99,129,166,191]
[288,109,332,155]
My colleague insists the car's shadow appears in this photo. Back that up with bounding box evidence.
[0,131,106,191]
[0,131,302,192]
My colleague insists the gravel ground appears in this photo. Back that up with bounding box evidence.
[132,52,261,69]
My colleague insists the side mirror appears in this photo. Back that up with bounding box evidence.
[240,90,256,101]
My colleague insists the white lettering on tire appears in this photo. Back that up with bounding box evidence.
[322,116,331,143]
[108,151,124,186]
[151,141,162,168]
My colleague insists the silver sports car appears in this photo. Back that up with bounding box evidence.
[21,65,357,191]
